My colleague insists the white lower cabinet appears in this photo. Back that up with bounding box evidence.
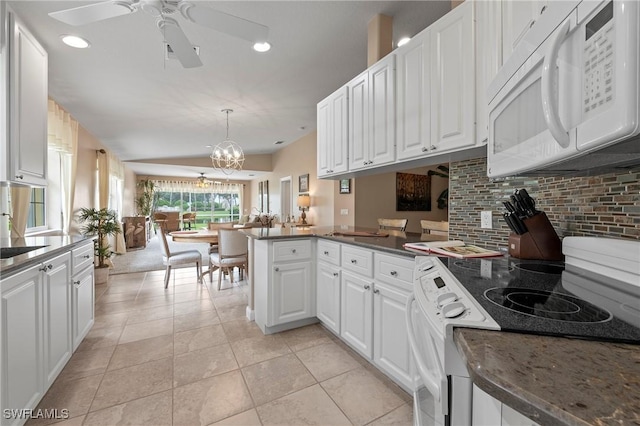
[1,251,72,426]
[254,238,315,334]
[473,384,540,426]
[71,265,94,351]
[340,270,373,358]
[316,262,341,334]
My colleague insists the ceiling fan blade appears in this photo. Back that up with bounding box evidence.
[157,18,202,68]
[179,1,269,43]
[49,1,136,26]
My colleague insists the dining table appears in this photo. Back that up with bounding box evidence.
[169,229,218,245]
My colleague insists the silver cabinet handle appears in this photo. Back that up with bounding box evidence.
[430,145,437,150]
[364,284,370,290]
[333,272,339,277]
[39,264,53,272]
[390,271,398,276]
[421,147,429,152]
[373,289,380,294]
[351,259,357,264]
[291,249,296,254]
[15,174,24,180]
[274,267,280,272]
[73,280,81,288]
[324,251,329,255]
[83,255,91,259]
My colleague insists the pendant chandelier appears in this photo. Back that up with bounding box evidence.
[211,109,244,176]
[195,172,211,188]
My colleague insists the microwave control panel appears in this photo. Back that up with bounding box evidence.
[583,1,614,118]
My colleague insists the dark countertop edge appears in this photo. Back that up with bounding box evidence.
[240,226,422,259]
[453,328,592,426]
[1,236,94,277]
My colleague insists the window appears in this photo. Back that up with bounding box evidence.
[154,185,242,227]
[28,188,46,229]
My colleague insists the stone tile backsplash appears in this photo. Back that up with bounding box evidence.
[448,157,640,249]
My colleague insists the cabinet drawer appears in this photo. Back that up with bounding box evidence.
[375,253,414,292]
[341,245,373,278]
[273,239,312,263]
[72,243,94,275]
[317,239,341,266]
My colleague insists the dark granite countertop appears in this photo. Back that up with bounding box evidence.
[241,225,448,258]
[454,328,640,425]
[1,235,94,277]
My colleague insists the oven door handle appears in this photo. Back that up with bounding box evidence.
[541,18,571,148]
[405,294,448,415]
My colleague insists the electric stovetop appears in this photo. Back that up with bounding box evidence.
[442,256,640,345]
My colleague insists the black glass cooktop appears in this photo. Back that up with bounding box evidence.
[443,257,640,345]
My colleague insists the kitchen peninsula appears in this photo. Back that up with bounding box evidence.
[242,226,640,426]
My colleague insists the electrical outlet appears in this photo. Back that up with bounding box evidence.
[340,209,349,216]
[480,259,492,278]
[481,211,493,229]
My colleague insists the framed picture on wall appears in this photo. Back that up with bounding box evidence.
[396,172,431,211]
[340,179,351,194]
[299,174,309,193]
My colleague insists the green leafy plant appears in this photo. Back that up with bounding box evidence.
[78,208,121,268]
[135,179,157,216]
[428,165,450,210]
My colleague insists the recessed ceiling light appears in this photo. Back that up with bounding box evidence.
[397,37,411,47]
[253,42,271,53]
[60,35,90,49]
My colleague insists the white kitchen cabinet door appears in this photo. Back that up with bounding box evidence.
[348,71,368,171]
[430,0,475,153]
[1,264,44,423]
[271,261,313,326]
[42,252,72,388]
[475,0,503,145]
[501,0,548,60]
[7,9,48,186]
[396,27,431,161]
[72,266,95,351]
[367,54,396,168]
[340,271,373,359]
[317,87,348,177]
[316,262,341,334]
[373,282,416,391]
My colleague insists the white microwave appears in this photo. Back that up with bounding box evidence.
[487,0,640,178]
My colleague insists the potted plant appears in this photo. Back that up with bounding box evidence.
[135,179,157,217]
[78,207,121,285]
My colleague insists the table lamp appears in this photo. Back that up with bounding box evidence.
[297,194,310,225]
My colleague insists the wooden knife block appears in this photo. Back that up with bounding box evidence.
[508,212,563,261]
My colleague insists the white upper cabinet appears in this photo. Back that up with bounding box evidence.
[317,87,349,177]
[475,0,503,144]
[501,0,548,59]
[396,28,431,160]
[3,8,48,186]
[348,54,395,172]
[430,1,475,153]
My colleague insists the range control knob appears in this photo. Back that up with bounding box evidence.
[436,292,458,308]
[442,302,466,319]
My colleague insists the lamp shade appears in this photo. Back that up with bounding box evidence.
[297,194,310,208]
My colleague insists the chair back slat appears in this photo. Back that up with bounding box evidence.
[158,222,172,257]
[218,229,248,258]
[420,220,449,236]
[208,222,235,231]
[377,218,408,231]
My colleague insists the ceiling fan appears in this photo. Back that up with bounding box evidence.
[48,0,269,68]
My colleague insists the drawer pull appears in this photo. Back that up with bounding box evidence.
[324,251,329,255]
[363,284,370,290]
[333,272,339,277]
[351,259,357,264]
[373,289,380,294]
[274,267,280,272]
[39,264,53,272]
[291,249,297,254]
[83,255,91,259]
[390,271,398,276]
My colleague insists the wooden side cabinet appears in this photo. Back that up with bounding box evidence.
[123,216,148,249]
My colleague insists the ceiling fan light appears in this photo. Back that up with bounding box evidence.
[60,35,91,49]
[253,42,271,52]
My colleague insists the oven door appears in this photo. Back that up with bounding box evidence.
[406,294,447,426]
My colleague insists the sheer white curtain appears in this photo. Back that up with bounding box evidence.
[107,152,126,254]
[153,180,244,213]
[47,99,78,234]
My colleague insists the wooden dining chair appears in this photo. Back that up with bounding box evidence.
[420,220,449,237]
[152,212,168,234]
[378,218,408,232]
[158,222,202,288]
[209,229,248,290]
[182,212,197,230]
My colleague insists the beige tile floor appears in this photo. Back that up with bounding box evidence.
[27,267,413,426]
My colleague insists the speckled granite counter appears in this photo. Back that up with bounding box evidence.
[1,235,93,276]
[454,328,640,426]
[241,225,447,257]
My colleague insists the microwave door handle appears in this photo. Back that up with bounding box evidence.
[541,19,571,148]
[405,295,448,415]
